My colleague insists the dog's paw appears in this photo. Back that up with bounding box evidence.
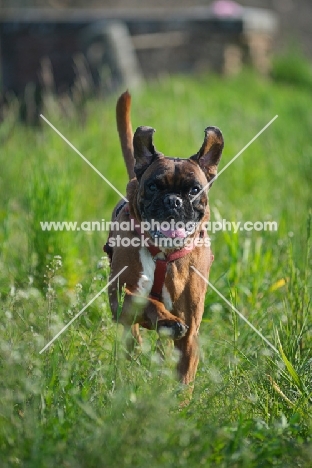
[157,320,188,340]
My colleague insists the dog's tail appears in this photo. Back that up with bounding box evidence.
[116,91,135,180]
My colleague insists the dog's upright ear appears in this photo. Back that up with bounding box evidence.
[133,126,163,179]
[190,126,224,186]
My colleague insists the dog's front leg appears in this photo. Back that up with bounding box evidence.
[174,333,200,385]
[121,290,188,340]
[108,278,188,339]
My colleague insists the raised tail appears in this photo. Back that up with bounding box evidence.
[116,91,135,180]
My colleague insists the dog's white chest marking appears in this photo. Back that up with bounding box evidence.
[138,247,173,311]
[162,284,173,311]
[138,247,155,296]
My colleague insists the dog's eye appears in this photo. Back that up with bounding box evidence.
[148,183,157,192]
[190,186,200,196]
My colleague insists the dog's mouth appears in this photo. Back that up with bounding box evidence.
[149,222,197,240]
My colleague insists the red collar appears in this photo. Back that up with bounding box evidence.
[123,204,206,300]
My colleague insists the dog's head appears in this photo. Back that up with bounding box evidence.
[129,125,224,241]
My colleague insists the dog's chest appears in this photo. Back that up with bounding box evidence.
[138,247,173,311]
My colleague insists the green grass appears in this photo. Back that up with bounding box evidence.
[0,69,312,467]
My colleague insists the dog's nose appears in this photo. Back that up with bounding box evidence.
[164,194,183,210]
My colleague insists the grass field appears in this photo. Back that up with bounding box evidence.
[0,69,312,467]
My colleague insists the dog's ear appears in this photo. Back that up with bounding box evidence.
[133,126,163,179]
[190,126,224,185]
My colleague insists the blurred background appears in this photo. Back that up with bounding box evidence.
[1,0,311,120]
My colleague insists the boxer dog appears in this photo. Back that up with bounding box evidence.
[104,91,223,385]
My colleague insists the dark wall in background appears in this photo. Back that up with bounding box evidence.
[2,1,310,58]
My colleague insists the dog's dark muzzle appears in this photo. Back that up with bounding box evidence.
[164,194,183,210]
